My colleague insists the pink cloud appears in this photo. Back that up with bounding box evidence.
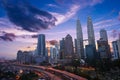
[0,33,16,41]
[111,30,120,39]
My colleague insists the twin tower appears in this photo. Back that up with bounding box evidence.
[76,17,95,59]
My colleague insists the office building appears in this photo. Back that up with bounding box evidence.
[76,19,84,59]
[100,29,108,41]
[64,34,74,59]
[117,37,120,58]
[59,38,65,59]
[85,45,96,66]
[50,47,58,64]
[87,17,96,47]
[97,38,111,59]
[112,41,119,59]
[37,34,46,56]
[74,39,77,54]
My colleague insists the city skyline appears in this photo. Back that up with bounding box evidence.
[0,0,120,59]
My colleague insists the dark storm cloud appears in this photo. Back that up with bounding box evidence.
[0,33,16,41]
[1,0,57,32]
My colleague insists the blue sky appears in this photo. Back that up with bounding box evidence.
[0,0,120,59]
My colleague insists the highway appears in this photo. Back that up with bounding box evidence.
[46,67,87,80]
[13,64,87,80]
[13,64,62,80]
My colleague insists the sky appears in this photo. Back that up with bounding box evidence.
[0,0,120,59]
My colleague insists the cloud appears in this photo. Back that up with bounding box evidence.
[55,0,103,6]
[48,40,58,45]
[0,30,38,42]
[118,11,120,21]
[94,19,114,26]
[47,4,58,8]
[0,31,6,34]
[33,43,37,45]
[0,33,16,41]
[1,0,57,32]
[52,0,103,25]
[18,34,38,39]
[89,0,103,6]
[52,4,80,25]
[0,0,103,32]
[31,34,38,38]
[111,30,120,39]
[94,18,120,30]
[27,46,31,48]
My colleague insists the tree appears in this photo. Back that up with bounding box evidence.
[71,59,80,73]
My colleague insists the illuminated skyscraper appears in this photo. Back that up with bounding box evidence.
[76,19,84,59]
[87,17,96,47]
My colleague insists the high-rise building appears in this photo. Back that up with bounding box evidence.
[117,37,120,58]
[97,38,111,59]
[85,45,96,66]
[17,51,33,64]
[50,47,58,64]
[74,39,77,54]
[37,34,46,56]
[76,19,84,59]
[87,17,96,47]
[112,41,119,59]
[50,47,54,59]
[114,37,120,59]
[59,38,65,59]
[17,50,23,64]
[64,34,74,59]
[100,29,108,41]
[97,29,111,59]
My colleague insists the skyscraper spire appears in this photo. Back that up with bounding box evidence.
[76,18,84,59]
[87,16,96,47]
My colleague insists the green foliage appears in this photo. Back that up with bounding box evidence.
[53,65,65,70]
[71,59,80,68]
[96,59,120,72]
[112,59,120,68]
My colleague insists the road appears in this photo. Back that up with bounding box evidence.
[13,64,62,80]
[47,67,87,80]
[14,64,87,80]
